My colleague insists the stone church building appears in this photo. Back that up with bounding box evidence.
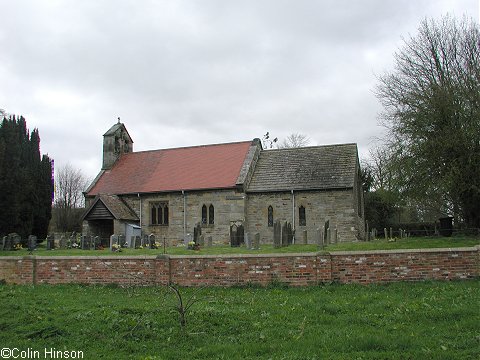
[82,122,365,244]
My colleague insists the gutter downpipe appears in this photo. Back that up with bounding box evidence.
[292,189,295,244]
[182,190,186,242]
[137,193,142,236]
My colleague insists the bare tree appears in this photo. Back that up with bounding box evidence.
[277,133,311,148]
[53,164,90,232]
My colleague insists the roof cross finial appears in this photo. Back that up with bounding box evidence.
[117,117,121,124]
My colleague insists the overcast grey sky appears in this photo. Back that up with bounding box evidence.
[0,0,478,181]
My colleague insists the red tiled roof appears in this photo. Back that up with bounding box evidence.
[87,141,253,195]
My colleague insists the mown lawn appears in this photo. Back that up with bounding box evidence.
[1,235,478,257]
[0,281,478,359]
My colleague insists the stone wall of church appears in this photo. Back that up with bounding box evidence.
[245,189,363,243]
[121,189,246,245]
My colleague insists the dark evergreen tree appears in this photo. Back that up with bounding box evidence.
[0,115,53,239]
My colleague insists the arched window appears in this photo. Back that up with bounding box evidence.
[150,202,169,225]
[201,205,207,224]
[163,205,169,225]
[268,206,273,227]
[299,206,306,226]
[157,206,163,225]
[151,206,157,225]
[209,204,215,225]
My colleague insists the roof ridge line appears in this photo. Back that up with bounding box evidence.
[121,139,253,155]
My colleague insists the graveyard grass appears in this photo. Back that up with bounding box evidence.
[1,235,479,256]
[0,281,478,359]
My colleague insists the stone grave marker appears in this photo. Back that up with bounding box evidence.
[59,235,67,249]
[273,220,281,248]
[253,233,260,250]
[244,232,251,249]
[198,235,205,247]
[149,234,156,249]
[133,236,141,249]
[28,235,37,252]
[81,235,90,250]
[207,236,212,247]
[118,235,126,247]
[302,230,308,245]
[46,234,55,250]
[110,235,119,250]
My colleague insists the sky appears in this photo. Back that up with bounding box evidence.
[0,0,478,181]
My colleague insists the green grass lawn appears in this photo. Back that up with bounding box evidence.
[1,235,478,257]
[0,281,478,359]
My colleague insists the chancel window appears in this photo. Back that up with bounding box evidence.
[299,205,306,226]
[151,202,169,225]
[209,204,215,225]
[268,206,273,227]
[202,204,215,225]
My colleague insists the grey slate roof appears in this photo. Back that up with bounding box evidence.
[247,143,358,192]
[82,194,139,221]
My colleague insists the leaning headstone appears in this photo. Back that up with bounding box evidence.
[207,236,212,247]
[149,234,156,249]
[46,235,55,250]
[244,232,251,249]
[302,230,308,245]
[253,233,260,250]
[59,235,67,249]
[273,220,281,248]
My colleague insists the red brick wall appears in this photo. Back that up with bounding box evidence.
[0,247,478,286]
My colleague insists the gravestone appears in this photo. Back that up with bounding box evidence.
[93,236,100,250]
[281,222,288,247]
[46,235,55,250]
[133,236,141,249]
[69,234,76,248]
[273,220,281,248]
[230,223,244,247]
[110,234,119,250]
[185,233,193,245]
[253,233,260,250]
[59,235,67,249]
[193,223,202,244]
[198,235,205,247]
[207,236,212,247]
[28,235,37,251]
[81,235,90,250]
[316,228,323,249]
[302,230,308,245]
[1,236,6,251]
[149,234,156,249]
[118,235,125,247]
[324,220,330,244]
[244,232,251,249]
[287,223,293,245]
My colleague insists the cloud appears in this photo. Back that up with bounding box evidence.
[0,0,478,179]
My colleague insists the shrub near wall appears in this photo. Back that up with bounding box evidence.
[0,247,478,286]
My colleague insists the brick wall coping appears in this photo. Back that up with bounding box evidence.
[329,245,480,256]
[0,245,477,261]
